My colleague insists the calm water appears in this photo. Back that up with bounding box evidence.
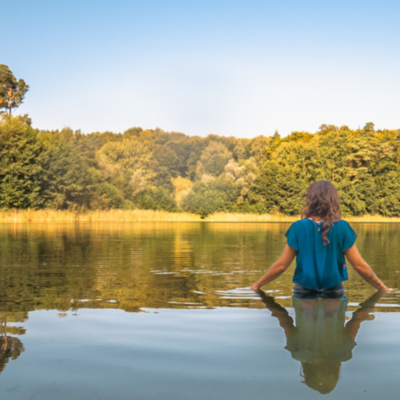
[0,222,399,399]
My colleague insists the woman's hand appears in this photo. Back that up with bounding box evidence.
[250,284,261,291]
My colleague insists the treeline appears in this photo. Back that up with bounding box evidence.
[1,114,400,217]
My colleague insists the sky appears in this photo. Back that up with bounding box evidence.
[2,0,400,138]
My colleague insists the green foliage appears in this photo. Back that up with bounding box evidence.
[90,183,125,210]
[134,187,178,212]
[181,177,237,217]
[123,126,143,138]
[0,115,44,208]
[38,130,94,209]
[251,162,307,215]
[181,183,226,218]
[196,141,232,178]
[250,135,270,165]
[151,144,182,191]
[0,65,29,114]
[2,113,400,217]
[375,171,400,216]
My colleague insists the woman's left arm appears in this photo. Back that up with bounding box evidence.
[345,291,384,341]
[344,245,391,292]
[251,244,297,290]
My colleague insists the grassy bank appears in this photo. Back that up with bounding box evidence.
[205,213,400,222]
[1,209,400,223]
[0,209,200,223]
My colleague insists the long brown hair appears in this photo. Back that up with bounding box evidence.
[301,181,341,244]
[301,360,341,394]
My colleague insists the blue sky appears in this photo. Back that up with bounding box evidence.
[3,0,400,137]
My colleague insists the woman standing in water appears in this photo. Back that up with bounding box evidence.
[251,180,391,293]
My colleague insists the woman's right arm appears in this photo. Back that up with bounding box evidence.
[250,244,297,290]
[344,244,391,292]
[257,290,297,338]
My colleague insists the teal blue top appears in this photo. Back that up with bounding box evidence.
[285,219,357,291]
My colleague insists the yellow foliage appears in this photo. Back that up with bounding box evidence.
[171,176,193,206]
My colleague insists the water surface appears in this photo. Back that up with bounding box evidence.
[0,222,399,399]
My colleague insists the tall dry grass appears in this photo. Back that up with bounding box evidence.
[345,214,400,223]
[205,213,400,223]
[0,209,201,223]
[204,212,298,222]
[1,209,400,223]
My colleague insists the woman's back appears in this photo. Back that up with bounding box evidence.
[251,180,390,293]
[286,219,356,291]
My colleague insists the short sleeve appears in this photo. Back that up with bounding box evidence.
[285,223,298,251]
[342,222,357,251]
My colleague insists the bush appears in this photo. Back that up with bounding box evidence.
[181,177,237,217]
[134,187,178,212]
[90,183,125,210]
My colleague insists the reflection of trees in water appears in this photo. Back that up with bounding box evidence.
[0,223,291,312]
[0,336,24,375]
[0,224,396,382]
[0,223,399,313]
[258,290,383,394]
[0,312,27,375]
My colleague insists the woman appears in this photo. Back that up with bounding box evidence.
[251,181,391,293]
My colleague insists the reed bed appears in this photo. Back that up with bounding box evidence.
[1,209,400,223]
[345,214,400,223]
[206,213,400,223]
[204,212,298,222]
[0,209,201,223]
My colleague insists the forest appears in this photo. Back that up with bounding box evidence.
[1,114,400,217]
[2,63,400,218]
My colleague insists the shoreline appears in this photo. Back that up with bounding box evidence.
[1,210,400,223]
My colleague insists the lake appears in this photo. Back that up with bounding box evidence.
[0,222,399,399]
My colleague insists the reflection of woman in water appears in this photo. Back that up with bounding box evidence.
[258,290,383,394]
[251,181,391,293]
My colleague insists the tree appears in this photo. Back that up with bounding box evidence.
[0,65,29,114]
[90,182,125,210]
[134,187,178,212]
[363,122,375,134]
[195,141,232,178]
[38,130,95,209]
[250,161,306,215]
[0,115,44,208]
[181,176,237,217]
[271,130,281,146]
[181,182,226,218]
[375,171,400,216]
[151,144,182,191]
[171,176,192,207]
[273,141,318,182]
[233,140,250,161]
[250,135,270,165]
